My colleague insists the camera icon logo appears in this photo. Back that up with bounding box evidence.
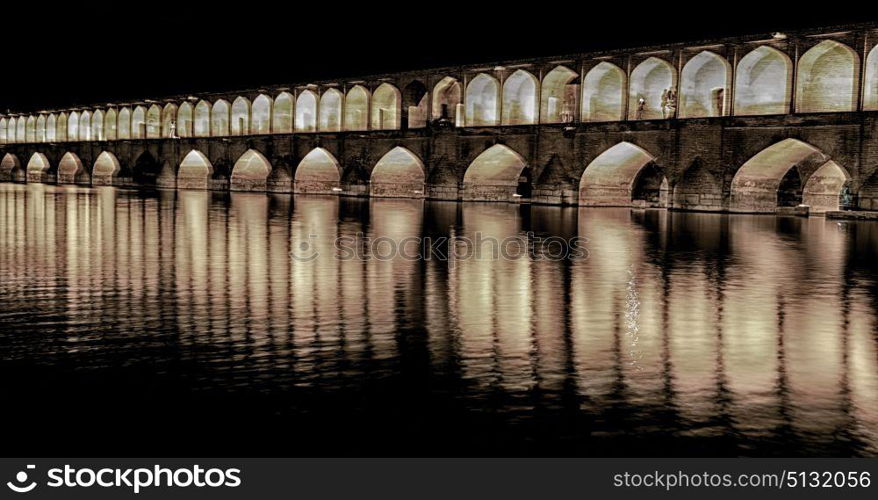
[7,465,37,493]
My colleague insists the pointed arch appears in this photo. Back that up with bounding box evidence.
[465,73,500,126]
[104,108,117,140]
[370,146,426,198]
[679,51,731,118]
[371,83,402,130]
[272,92,294,133]
[81,111,93,141]
[14,117,25,143]
[502,69,539,125]
[118,107,132,139]
[579,142,667,207]
[210,99,230,136]
[177,149,213,190]
[177,102,193,137]
[294,147,342,194]
[36,115,47,142]
[131,106,147,138]
[802,161,850,213]
[582,62,626,122]
[58,152,88,184]
[251,94,272,134]
[57,113,69,142]
[432,76,461,123]
[319,88,343,131]
[628,57,677,120]
[161,103,178,137]
[25,115,36,142]
[231,96,251,135]
[462,144,528,201]
[231,149,272,191]
[541,65,579,123]
[734,46,792,116]
[796,40,859,113]
[6,117,16,143]
[0,118,7,144]
[145,104,161,138]
[67,111,80,141]
[46,114,57,142]
[92,151,121,185]
[295,90,318,132]
[403,80,428,129]
[344,85,369,131]
[866,46,878,111]
[194,100,211,136]
[0,153,22,181]
[92,109,104,140]
[26,152,51,183]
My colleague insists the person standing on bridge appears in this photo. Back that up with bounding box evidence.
[636,97,646,120]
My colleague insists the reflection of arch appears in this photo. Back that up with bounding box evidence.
[177,102,193,137]
[403,80,428,129]
[251,94,272,134]
[104,108,117,140]
[273,92,293,133]
[730,139,830,212]
[679,51,731,118]
[294,147,342,194]
[319,89,343,132]
[671,159,723,210]
[58,152,89,184]
[541,65,579,123]
[432,76,461,123]
[177,149,213,190]
[462,144,527,201]
[796,40,859,113]
[93,151,121,186]
[0,153,22,182]
[734,46,792,116]
[194,100,211,137]
[802,161,850,213]
[579,142,667,207]
[866,46,878,110]
[502,69,539,125]
[371,83,401,130]
[465,73,500,126]
[26,152,51,183]
[344,85,370,131]
[295,90,318,132]
[211,99,230,136]
[231,96,251,135]
[370,147,426,198]
[628,57,676,120]
[231,149,272,191]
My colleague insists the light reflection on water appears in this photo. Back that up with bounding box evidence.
[0,183,876,456]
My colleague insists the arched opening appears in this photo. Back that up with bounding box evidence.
[26,152,51,183]
[628,57,676,120]
[370,146,425,198]
[734,46,792,116]
[0,153,23,182]
[679,51,731,118]
[541,65,579,123]
[796,40,859,113]
[6,118,16,143]
[371,83,401,130]
[579,142,667,207]
[131,106,147,138]
[177,149,213,190]
[79,112,92,141]
[671,159,723,211]
[46,114,57,142]
[25,115,37,142]
[231,96,251,135]
[802,161,850,213]
[273,92,294,133]
[344,85,370,131]
[251,94,272,134]
[15,117,26,143]
[211,99,230,136]
[462,144,528,201]
[465,73,500,126]
[118,108,132,139]
[58,152,89,184]
[177,102,193,137]
[294,147,342,194]
[91,109,104,140]
[146,105,161,138]
[231,149,272,191]
[93,151,121,186]
[319,89,343,132]
[36,115,47,142]
[501,69,538,125]
[194,100,211,137]
[57,113,69,142]
[133,151,161,186]
[0,118,6,144]
[68,111,80,141]
[403,80,428,129]
[730,138,830,212]
[161,103,177,138]
[864,46,878,110]
[295,90,317,132]
[104,109,117,140]
[432,76,461,125]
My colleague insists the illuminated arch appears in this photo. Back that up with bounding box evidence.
[194,100,211,136]
[802,160,850,213]
[67,111,80,141]
[0,153,21,181]
[864,46,878,110]
[582,62,626,122]
[58,151,88,184]
[80,111,93,141]
[294,147,342,194]
[319,88,343,132]
[295,90,317,132]
[730,139,831,212]
[371,83,401,130]
[146,104,161,138]
[462,144,527,201]
[57,113,69,142]
[796,40,859,113]
[211,99,230,136]
[14,117,24,143]
[465,73,500,126]
[252,94,272,134]
[177,102,193,137]
[502,69,538,125]
[177,149,213,190]
[344,85,370,131]
[370,146,426,198]
[104,108,117,140]
[734,46,792,116]
[0,118,7,144]
[26,152,51,183]
[579,142,667,207]
[679,51,731,118]
[6,117,16,143]
[131,106,147,138]
[36,115,47,142]
[541,65,578,123]
[161,103,178,138]
[272,92,293,133]
[118,107,132,139]
[231,149,272,191]
[628,57,676,120]
[92,151,122,185]
[231,96,250,135]
[432,76,461,123]
[92,109,104,140]
[46,114,57,142]
[25,115,36,142]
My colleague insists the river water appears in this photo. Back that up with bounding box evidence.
[0,183,876,456]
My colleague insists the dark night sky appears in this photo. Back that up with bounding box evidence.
[1,3,874,113]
